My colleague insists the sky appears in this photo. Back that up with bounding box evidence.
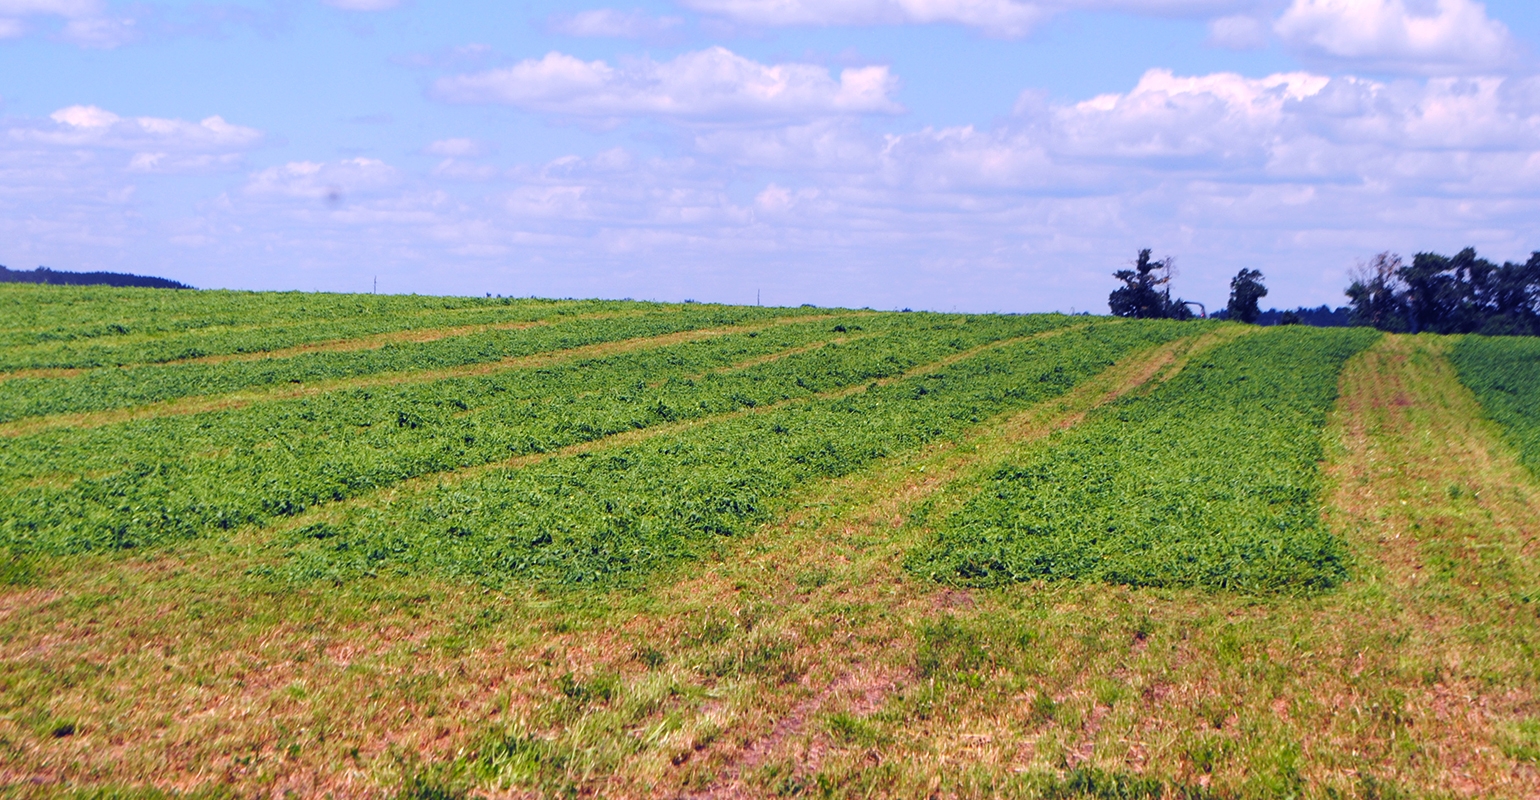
[2,0,1539,313]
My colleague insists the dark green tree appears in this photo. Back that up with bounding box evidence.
[1345,252,1410,332]
[1345,248,1540,335]
[1225,268,1268,324]
[1110,249,1191,319]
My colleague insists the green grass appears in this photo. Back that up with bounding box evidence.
[1449,334,1540,479]
[0,313,1083,556]
[0,304,816,421]
[0,286,646,366]
[269,321,1195,588]
[907,326,1380,593]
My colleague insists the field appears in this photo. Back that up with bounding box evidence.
[1,284,1538,799]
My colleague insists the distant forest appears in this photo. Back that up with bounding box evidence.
[0,265,192,290]
[1211,305,1352,327]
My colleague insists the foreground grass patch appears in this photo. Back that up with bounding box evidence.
[908,326,1380,593]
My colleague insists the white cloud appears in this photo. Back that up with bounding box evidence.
[548,8,684,38]
[1208,14,1267,49]
[424,137,491,157]
[433,47,903,122]
[0,105,262,179]
[244,158,399,199]
[1048,70,1332,166]
[14,105,264,152]
[1274,0,1518,73]
[0,105,261,177]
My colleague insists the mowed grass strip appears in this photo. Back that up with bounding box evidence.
[0,306,840,432]
[0,314,1078,555]
[908,325,1381,593]
[1448,334,1540,479]
[269,320,1195,589]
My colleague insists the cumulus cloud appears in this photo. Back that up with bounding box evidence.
[0,105,261,176]
[1274,0,1518,73]
[433,47,903,122]
[244,158,399,200]
[23,105,264,150]
[1048,70,1331,166]
[1,104,262,180]
[819,68,1540,195]
[548,8,684,39]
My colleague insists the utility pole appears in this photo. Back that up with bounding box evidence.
[373,276,377,294]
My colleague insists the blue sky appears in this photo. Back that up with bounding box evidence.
[2,0,1539,312]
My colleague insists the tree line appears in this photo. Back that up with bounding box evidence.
[1109,247,1540,336]
[0,265,192,290]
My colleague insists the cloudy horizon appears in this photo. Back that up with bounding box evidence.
[3,0,1539,313]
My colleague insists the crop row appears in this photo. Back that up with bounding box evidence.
[0,313,1090,555]
[0,298,649,371]
[0,285,564,348]
[906,326,1380,594]
[261,321,1198,589]
[0,306,822,423]
[1449,335,1540,478]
